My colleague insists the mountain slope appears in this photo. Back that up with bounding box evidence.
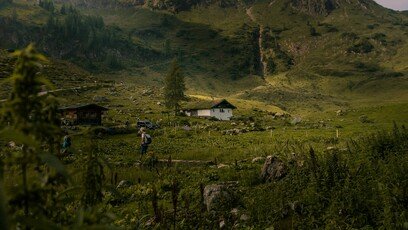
[0,0,407,110]
[0,0,161,71]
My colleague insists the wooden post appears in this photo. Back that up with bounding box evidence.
[336,129,339,139]
[168,155,172,167]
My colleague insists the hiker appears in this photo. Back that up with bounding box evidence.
[139,127,152,157]
[61,134,72,155]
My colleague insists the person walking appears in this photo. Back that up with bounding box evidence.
[60,134,72,156]
[139,127,152,159]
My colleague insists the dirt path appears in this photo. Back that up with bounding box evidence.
[246,7,256,22]
[0,84,100,103]
[126,159,214,167]
[157,159,212,164]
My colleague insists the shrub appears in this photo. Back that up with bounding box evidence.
[244,125,408,229]
[366,24,379,29]
[348,39,374,54]
[359,115,373,123]
[371,33,387,43]
[341,32,359,40]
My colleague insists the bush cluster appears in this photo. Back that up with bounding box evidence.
[245,124,408,229]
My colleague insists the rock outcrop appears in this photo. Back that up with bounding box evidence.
[203,182,239,211]
[290,0,340,16]
[290,0,376,16]
[116,180,132,189]
[260,156,287,182]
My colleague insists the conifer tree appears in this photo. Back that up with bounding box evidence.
[164,59,187,115]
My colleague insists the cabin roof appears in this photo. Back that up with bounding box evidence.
[59,103,109,111]
[185,99,236,110]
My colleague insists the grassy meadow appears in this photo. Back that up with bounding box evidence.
[4,74,401,228]
[0,0,407,228]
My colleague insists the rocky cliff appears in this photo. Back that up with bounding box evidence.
[57,0,254,11]
[290,0,378,16]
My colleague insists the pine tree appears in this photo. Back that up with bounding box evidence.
[164,59,187,115]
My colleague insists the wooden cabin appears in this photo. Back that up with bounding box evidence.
[183,99,237,121]
[59,104,108,126]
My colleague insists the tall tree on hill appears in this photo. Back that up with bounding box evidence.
[164,59,187,115]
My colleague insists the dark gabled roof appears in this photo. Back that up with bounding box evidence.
[59,103,109,111]
[184,99,236,110]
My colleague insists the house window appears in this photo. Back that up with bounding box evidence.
[220,108,225,113]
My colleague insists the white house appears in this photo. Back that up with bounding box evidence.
[183,99,237,121]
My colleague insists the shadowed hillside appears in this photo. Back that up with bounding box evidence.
[0,0,407,108]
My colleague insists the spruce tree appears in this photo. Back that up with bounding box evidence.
[164,59,187,115]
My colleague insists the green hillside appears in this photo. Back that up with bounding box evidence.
[0,0,407,109]
[82,0,408,92]
[0,0,161,71]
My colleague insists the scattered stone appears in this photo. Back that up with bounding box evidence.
[204,182,239,212]
[222,128,244,135]
[339,148,349,152]
[93,96,109,102]
[116,180,132,189]
[156,102,162,106]
[274,112,287,119]
[288,201,303,214]
[7,141,22,150]
[260,156,287,182]
[230,208,239,216]
[291,117,302,125]
[240,214,249,221]
[217,164,230,169]
[252,157,265,163]
[145,217,155,227]
[142,89,153,96]
[326,146,337,151]
[7,141,16,148]
[219,220,226,229]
